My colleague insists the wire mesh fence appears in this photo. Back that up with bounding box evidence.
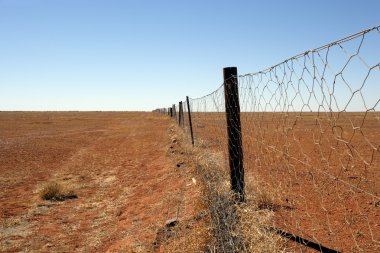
[156,25,380,252]
[237,25,380,252]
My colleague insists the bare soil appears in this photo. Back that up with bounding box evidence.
[0,112,206,252]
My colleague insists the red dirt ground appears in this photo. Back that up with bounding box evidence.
[0,112,206,252]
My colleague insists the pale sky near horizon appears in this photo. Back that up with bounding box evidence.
[0,0,379,111]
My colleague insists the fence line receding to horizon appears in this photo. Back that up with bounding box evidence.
[155,25,380,252]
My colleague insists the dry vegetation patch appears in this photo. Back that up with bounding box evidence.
[40,181,77,201]
[194,149,285,252]
[166,123,285,252]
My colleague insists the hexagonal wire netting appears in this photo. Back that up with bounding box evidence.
[159,25,380,252]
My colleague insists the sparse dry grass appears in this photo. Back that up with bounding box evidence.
[152,124,211,253]
[237,203,285,253]
[40,181,77,201]
[194,148,285,252]
[251,188,276,211]
[167,122,285,252]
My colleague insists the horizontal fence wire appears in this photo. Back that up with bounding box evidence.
[181,25,380,252]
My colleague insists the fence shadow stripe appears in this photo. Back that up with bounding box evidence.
[269,227,341,253]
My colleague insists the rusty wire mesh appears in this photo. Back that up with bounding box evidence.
[173,25,380,252]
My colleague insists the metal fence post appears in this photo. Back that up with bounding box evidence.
[186,96,195,146]
[223,67,245,202]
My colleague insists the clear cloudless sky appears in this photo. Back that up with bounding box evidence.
[0,0,379,111]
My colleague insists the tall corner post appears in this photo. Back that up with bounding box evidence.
[223,67,245,202]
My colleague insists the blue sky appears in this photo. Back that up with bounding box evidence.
[0,0,379,111]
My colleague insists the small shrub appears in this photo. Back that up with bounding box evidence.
[40,181,77,201]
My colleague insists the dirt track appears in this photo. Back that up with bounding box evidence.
[0,112,202,252]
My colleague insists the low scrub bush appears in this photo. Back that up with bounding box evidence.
[40,181,77,201]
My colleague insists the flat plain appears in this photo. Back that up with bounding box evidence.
[2,111,380,252]
[0,112,203,252]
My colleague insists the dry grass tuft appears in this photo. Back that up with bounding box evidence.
[253,190,276,211]
[192,139,285,252]
[40,181,77,201]
[237,196,286,253]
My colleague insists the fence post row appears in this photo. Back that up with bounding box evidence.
[223,67,245,203]
[186,96,195,146]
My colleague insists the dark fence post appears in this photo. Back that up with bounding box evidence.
[181,101,184,127]
[223,67,245,202]
[172,104,176,120]
[186,96,195,146]
[178,102,181,126]
[170,107,173,117]
[179,101,183,127]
